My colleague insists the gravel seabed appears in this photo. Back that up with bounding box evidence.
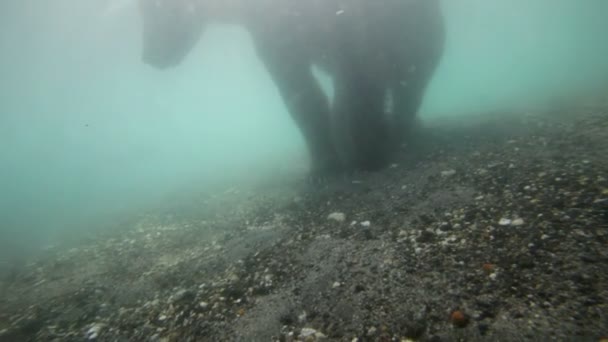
[1,101,607,342]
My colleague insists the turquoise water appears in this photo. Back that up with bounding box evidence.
[1,0,607,257]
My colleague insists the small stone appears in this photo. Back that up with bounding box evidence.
[450,310,468,327]
[315,331,327,340]
[86,323,104,340]
[498,218,511,226]
[511,218,524,226]
[580,254,598,263]
[475,195,484,201]
[327,212,346,222]
[170,289,194,303]
[417,230,436,243]
[439,222,451,231]
[300,327,318,338]
[360,221,371,227]
[367,326,377,336]
[199,302,209,308]
[332,281,341,288]
[441,169,456,177]
[158,315,167,321]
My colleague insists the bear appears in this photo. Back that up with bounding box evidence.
[138,0,445,177]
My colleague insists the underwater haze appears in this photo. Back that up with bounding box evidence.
[1,0,608,260]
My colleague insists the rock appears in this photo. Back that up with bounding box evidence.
[332,281,341,288]
[511,218,524,226]
[170,288,195,303]
[360,221,371,227]
[327,212,346,222]
[498,218,511,226]
[580,253,598,263]
[86,323,104,340]
[441,169,456,177]
[417,230,436,243]
[300,327,326,339]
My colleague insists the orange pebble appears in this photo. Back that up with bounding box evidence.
[482,263,495,273]
[450,310,468,327]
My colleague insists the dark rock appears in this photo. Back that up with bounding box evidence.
[579,253,598,263]
[417,230,436,243]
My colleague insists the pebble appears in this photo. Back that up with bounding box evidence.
[327,212,346,222]
[300,327,326,339]
[511,218,525,226]
[332,281,341,288]
[498,218,511,226]
[360,221,371,227]
[199,301,209,309]
[441,169,456,177]
[86,323,104,340]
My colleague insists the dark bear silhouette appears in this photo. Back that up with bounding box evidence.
[138,0,444,176]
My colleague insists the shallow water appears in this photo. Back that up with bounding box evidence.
[1,1,607,341]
